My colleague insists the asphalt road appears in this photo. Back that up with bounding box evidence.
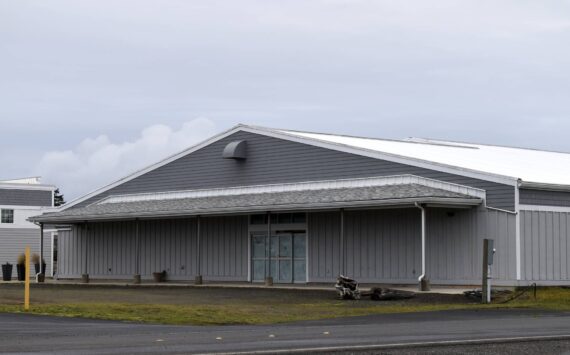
[1,309,570,354]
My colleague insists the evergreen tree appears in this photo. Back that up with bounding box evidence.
[53,188,65,207]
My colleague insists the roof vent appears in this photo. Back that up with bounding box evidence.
[222,140,247,159]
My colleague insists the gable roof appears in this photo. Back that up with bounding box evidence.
[57,124,568,211]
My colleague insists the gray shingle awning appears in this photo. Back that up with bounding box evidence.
[30,184,482,223]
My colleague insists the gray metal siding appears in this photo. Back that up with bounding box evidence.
[520,210,570,283]
[57,216,249,281]
[0,228,52,278]
[0,189,52,207]
[520,188,570,207]
[309,208,516,284]
[74,132,515,210]
[56,208,519,285]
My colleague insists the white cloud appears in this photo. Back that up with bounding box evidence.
[36,118,217,201]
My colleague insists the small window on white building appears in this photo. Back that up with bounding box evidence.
[1,209,14,223]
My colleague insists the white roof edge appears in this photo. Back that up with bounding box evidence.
[244,125,519,186]
[0,176,43,184]
[96,174,487,205]
[58,123,520,212]
[0,182,56,191]
[408,137,570,156]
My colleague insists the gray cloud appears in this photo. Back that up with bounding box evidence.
[1,1,570,197]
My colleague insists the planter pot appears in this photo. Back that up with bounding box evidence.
[152,271,166,283]
[133,274,141,284]
[36,273,45,283]
[81,274,89,283]
[34,263,47,275]
[2,264,13,281]
[16,264,26,281]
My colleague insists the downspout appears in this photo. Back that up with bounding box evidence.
[265,211,273,286]
[414,202,428,291]
[134,219,141,284]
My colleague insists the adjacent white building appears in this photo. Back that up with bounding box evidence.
[0,177,56,278]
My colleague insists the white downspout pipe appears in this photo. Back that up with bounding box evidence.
[414,202,427,290]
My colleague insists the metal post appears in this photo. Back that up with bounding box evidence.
[482,238,494,304]
[265,211,273,286]
[487,265,492,304]
[134,219,141,284]
[195,216,203,285]
[340,209,345,276]
[82,223,89,283]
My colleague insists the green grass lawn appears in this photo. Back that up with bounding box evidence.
[0,302,475,325]
[0,286,568,326]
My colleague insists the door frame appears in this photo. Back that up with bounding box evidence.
[247,212,309,283]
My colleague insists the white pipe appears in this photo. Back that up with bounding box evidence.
[415,202,426,284]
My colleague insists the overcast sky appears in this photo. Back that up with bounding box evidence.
[2,1,570,200]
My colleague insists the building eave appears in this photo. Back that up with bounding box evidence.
[29,196,482,224]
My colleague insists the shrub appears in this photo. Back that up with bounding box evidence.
[16,254,25,265]
[31,253,40,264]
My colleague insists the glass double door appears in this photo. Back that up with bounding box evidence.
[251,232,306,283]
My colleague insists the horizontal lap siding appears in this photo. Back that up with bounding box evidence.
[308,208,516,284]
[0,228,51,279]
[520,211,570,282]
[56,216,248,281]
[520,189,570,207]
[74,132,514,210]
[0,189,52,207]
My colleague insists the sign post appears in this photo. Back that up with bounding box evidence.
[24,246,30,311]
[482,239,495,304]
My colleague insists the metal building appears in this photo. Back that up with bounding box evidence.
[31,125,570,287]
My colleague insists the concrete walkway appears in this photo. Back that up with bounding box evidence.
[0,278,473,295]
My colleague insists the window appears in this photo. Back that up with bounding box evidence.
[250,213,306,225]
[1,209,14,223]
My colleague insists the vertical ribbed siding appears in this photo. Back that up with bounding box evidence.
[308,208,517,284]
[520,210,570,283]
[200,216,248,281]
[56,216,249,281]
[308,211,341,281]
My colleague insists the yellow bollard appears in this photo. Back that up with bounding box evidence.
[24,246,30,311]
